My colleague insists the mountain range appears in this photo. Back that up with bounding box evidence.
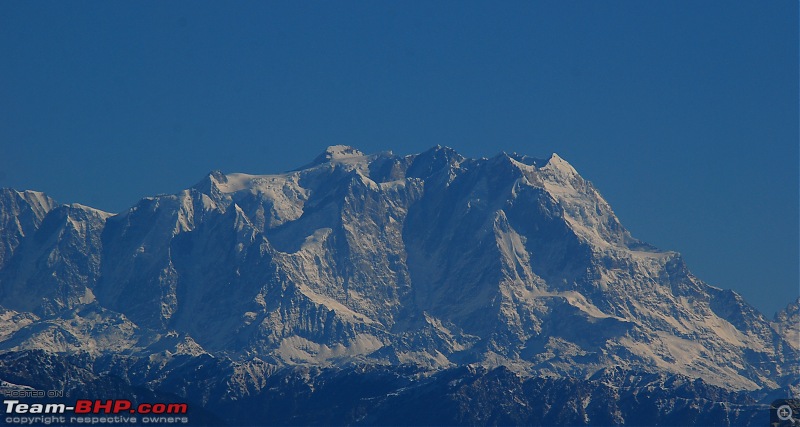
[0,145,797,425]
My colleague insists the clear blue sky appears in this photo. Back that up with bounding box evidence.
[1,1,797,317]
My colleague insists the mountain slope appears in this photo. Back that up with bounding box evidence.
[774,298,800,351]
[0,146,796,397]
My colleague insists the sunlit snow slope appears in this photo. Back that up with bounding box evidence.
[0,146,796,392]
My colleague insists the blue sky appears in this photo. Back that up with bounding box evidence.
[0,1,797,316]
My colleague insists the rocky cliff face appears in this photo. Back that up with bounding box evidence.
[0,146,796,425]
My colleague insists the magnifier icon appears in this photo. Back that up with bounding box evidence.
[778,405,795,423]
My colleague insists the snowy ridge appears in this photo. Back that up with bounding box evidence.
[0,146,795,394]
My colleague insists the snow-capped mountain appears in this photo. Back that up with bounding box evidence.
[774,298,800,351]
[0,146,796,425]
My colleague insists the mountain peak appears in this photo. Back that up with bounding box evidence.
[208,170,227,183]
[1,146,794,395]
[542,152,578,175]
[313,145,365,163]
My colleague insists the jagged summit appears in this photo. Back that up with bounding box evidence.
[0,146,795,394]
[311,145,367,165]
[199,146,568,196]
[773,297,800,351]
